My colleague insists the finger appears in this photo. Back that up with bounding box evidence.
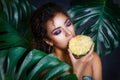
[89,46,94,54]
[87,44,94,56]
[88,44,94,60]
[91,43,94,51]
[88,54,94,62]
[68,49,76,61]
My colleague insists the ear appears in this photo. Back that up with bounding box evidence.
[43,39,53,46]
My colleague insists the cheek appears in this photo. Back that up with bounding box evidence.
[72,26,75,33]
[69,25,76,35]
[53,36,68,48]
[54,36,68,44]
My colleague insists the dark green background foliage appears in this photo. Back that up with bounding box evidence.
[68,0,120,56]
[0,0,34,49]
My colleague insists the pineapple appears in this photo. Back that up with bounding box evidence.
[69,35,94,58]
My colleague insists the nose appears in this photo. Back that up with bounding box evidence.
[64,28,72,37]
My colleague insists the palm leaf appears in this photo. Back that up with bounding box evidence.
[67,0,120,56]
[0,0,35,49]
[0,47,77,80]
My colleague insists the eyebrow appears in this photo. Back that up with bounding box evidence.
[64,18,69,24]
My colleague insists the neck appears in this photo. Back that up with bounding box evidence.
[53,48,71,65]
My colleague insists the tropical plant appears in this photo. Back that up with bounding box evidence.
[0,0,77,80]
[0,46,77,80]
[67,0,120,57]
[0,0,35,49]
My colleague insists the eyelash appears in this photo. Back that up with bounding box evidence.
[66,21,71,27]
[53,30,61,35]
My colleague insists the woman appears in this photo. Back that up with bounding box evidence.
[30,2,102,80]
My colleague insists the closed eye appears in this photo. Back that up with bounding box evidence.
[53,29,61,35]
[66,20,71,27]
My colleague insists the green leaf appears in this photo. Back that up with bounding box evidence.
[0,47,26,80]
[67,0,120,56]
[0,0,35,49]
[42,62,71,80]
[0,47,76,80]
[0,19,26,49]
[16,49,46,80]
[27,54,61,80]
[59,74,78,80]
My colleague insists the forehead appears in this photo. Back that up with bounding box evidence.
[46,13,68,31]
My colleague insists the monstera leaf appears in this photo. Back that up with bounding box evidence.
[67,0,120,56]
[0,47,77,80]
[0,0,35,49]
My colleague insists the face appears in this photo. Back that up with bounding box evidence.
[45,13,76,50]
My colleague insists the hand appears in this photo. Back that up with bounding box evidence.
[68,45,94,79]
